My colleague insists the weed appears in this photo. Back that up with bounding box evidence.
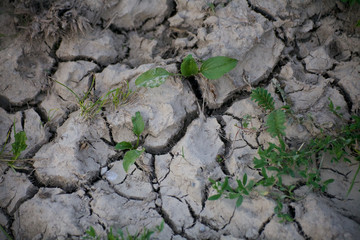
[83,221,164,240]
[54,75,134,119]
[134,54,237,88]
[209,87,360,221]
[0,120,28,170]
[115,112,145,172]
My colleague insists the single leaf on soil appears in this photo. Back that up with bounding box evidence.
[132,111,145,137]
[200,56,238,80]
[181,54,198,77]
[135,68,171,88]
[115,141,133,150]
[123,149,144,172]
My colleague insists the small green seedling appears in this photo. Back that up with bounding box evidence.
[209,175,255,207]
[54,76,133,119]
[0,121,28,170]
[115,112,145,172]
[135,55,238,88]
[83,221,164,240]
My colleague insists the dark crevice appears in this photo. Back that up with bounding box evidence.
[145,110,198,155]
[293,219,312,240]
[101,115,116,146]
[258,214,274,237]
[106,179,145,201]
[201,184,210,211]
[330,81,353,113]
[214,116,231,175]
[58,56,104,68]
[208,91,251,115]
[247,0,276,22]
[184,200,198,227]
[321,167,350,180]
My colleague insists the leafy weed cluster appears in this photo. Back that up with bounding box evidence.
[209,87,360,221]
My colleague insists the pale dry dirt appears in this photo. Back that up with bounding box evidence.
[0,0,360,239]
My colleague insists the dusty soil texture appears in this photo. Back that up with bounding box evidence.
[1,0,360,239]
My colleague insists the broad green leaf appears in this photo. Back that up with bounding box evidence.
[236,195,244,207]
[12,131,27,160]
[115,141,133,150]
[181,54,199,77]
[123,149,144,172]
[200,56,238,80]
[132,111,145,137]
[208,194,222,200]
[266,109,286,138]
[135,68,170,88]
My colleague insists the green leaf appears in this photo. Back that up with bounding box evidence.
[236,195,244,207]
[135,68,171,88]
[251,87,275,111]
[266,109,286,138]
[132,111,145,137]
[200,56,238,80]
[115,141,133,150]
[243,174,248,185]
[12,131,27,160]
[229,193,239,199]
[123,149,144,172]
[181,54,199,77]
[208,194,222,200]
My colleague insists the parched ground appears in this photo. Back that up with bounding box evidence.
[0,0,360,239]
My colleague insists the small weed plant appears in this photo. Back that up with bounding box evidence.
[209,87,360,222]
[0,121,28,170]
[54,76,134,119]
[115,112,145,172]
[83,221,164,240]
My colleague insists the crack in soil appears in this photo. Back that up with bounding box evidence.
[258,213,275,237]
[293,219,312,240]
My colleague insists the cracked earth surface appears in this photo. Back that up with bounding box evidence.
[0,0,360,239]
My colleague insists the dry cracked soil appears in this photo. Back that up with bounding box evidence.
[0,0,360,239]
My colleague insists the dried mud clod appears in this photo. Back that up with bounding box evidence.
[11,0,91,40]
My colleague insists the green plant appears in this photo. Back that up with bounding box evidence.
[115,112,145,172]
[209,87,360,222]
[209,174,255,207]
[83,221,164,240]
[54,76,134,119]
[0,121,28,170]
[134,54,238,88]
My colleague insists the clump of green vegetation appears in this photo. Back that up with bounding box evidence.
[0,121,28,171]
[134,54,238,88]
[209,87,360,222]
[54,76,134,120]
[115,112,145,172]
[83,221,164,240]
